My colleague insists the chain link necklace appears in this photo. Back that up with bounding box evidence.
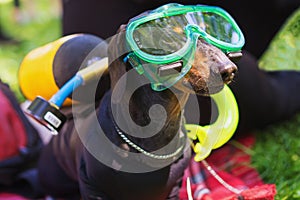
[113,122,185,160]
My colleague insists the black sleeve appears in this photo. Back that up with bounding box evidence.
[229,51,300,135]
[185,51,300,136]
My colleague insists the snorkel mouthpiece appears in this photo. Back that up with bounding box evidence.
[186,85,239,161]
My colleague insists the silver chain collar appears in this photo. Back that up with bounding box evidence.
[113,122,185,160]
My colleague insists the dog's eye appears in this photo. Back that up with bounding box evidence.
[227,51,243,63]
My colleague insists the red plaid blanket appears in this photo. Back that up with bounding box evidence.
[179,135,276,200]
[0,135,276,200]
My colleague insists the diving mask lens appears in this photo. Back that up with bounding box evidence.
[194,11,241,46]
[131,9,242,57]
[132,16,187,56]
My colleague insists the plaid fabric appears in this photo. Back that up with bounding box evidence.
[179,135,276,200]
[0,193,27,200]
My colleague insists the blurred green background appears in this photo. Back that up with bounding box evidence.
[0,0,300,199]
[0,0,60,100]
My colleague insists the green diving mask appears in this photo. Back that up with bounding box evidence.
[124,3,245,91]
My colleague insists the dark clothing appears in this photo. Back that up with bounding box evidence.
[62,0,299,58]
[228,52,300,134]
[184,52,300,136]
[38,92,191,200]
[0,81,43,198]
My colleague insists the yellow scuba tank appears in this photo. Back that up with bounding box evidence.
[18,34,109,106]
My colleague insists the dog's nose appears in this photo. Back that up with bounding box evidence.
[219,64,237,83]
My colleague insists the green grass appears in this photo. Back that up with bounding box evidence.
[1,1,300,199]
[252,115,300,200]
[0,0,60,101]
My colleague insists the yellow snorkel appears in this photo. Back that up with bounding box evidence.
[185,85,239,161]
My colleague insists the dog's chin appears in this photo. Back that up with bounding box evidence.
[173,79,225,96]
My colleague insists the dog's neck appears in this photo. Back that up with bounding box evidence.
[107,61,189,153]
[112,85,189,152]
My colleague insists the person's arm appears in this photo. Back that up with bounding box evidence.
[229,51,300,135]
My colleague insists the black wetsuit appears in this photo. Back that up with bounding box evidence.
[37,1,300,199]
[38,91,191,200]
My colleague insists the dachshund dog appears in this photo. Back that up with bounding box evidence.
[38,22,238,200]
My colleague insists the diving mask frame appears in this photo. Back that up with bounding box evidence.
[124,3,245,91]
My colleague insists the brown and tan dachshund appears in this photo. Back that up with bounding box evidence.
[37,18,238,200]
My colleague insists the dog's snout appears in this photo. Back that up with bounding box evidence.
[219,64,237,83]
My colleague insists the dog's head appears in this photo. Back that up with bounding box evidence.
[175,38,237,95]
[108,24,237,96]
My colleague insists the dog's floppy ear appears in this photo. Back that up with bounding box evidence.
[108,10,152,103]
[108,24,129,103]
